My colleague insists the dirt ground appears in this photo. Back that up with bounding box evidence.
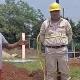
[2,62,44,80]
[1,58,80,80]
[68,58,80,66]
[3,48,37,59]
[2,48,43,80]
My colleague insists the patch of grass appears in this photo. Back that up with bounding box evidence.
[13,60,43,72]
[70,66,80,80]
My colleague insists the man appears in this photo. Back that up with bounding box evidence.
[0,33,27,79]
[40,2,73,80]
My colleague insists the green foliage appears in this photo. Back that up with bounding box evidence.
[0,0,45,43]
[69,20,80,43]
[68,19,80,51]
[74,43,80,51]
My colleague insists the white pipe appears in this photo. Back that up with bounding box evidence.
[22,33,25,59]
[3,59,36,63]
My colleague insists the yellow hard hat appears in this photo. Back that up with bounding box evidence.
[49,2,61,12]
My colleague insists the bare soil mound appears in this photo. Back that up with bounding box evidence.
[2,62,44,80]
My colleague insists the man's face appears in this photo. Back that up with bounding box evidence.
[50,10,60,20]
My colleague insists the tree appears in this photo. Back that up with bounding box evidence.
[69,19,80,51]
[0,0,45,43]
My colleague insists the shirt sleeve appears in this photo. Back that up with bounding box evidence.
[1,34,8,44]
[40,22,46,35]
[39,22,46,44]
[65,20,73,43]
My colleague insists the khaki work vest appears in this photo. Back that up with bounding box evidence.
[44,18,68,46]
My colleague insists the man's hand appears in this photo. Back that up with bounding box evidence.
[17,39,29,47]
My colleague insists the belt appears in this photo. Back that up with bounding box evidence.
[45,45,66,48]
